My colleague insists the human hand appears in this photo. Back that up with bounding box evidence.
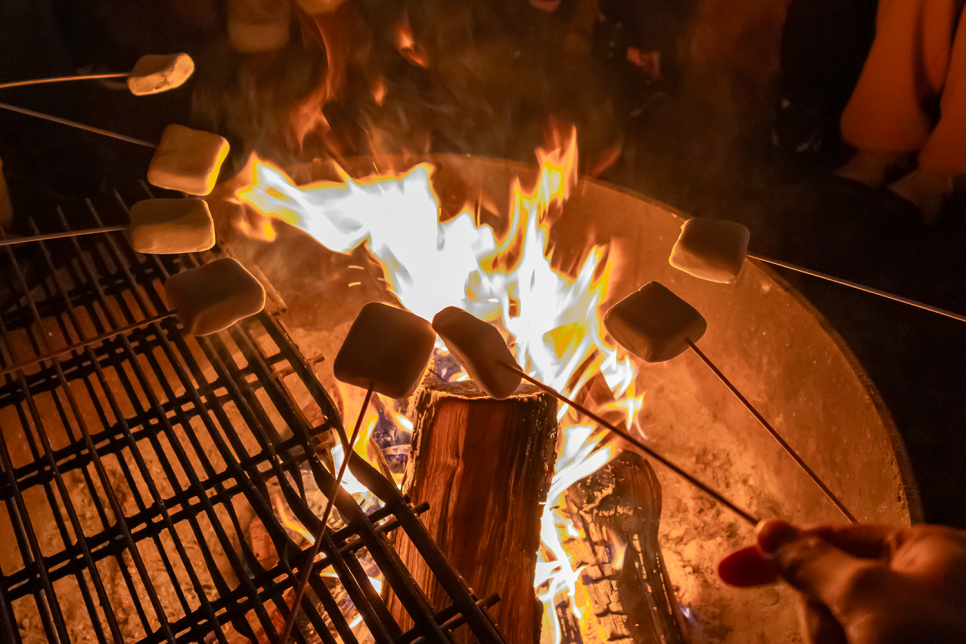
[717,520,966,644]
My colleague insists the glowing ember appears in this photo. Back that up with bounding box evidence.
[238,126,643,644]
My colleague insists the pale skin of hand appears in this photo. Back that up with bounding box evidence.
[717,519,966,644]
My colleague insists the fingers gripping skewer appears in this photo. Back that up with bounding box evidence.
[280,303,437,644]
[669,218,966,324]
[746,253,966,324]
[604,281,857,523]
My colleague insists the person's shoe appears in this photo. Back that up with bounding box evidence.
[835,149,903,189]
[887,167,957,224]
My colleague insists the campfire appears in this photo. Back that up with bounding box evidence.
[209,126,916,644]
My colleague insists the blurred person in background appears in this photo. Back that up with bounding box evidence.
[835,0,966,222]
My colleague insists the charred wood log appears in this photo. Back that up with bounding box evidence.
[559,452,686,644]
[388,372,559,644]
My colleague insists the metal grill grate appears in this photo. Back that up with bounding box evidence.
[0,184,505,644]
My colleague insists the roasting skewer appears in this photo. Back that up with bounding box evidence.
[498,359,761,526]
[280,382,374,644]
[428,307,761,525]
[669,218,966,324]
[0,53,194,95]
[747,252,966,323]
[280,302,438,644]
[604,281,857,523]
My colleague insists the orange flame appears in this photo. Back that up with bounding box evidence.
[236,122,639,644]
[395,14,429,67]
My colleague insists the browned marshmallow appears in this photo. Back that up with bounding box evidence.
[432,307,521,400]
[603,282,707,363]
[128,199,215,254]
[669,219,750,284]
[334,302,436,399]
[164,258,266,336]
[147,125,230,196]
[127,53,195,96]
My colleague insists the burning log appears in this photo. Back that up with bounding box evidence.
[388,370,559,644]
[558,451,686,644]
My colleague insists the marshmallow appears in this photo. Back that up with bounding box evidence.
[227,0,291,52]
[432,307,521,400]
[603,282,707,363]
[147,125,230,196]
[164,258,266,336]
[669,219,750,284]
[127,199,215,254]
[127,53,195,96]
[334,302,436,399]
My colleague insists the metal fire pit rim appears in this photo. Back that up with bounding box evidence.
[407,151,922,524]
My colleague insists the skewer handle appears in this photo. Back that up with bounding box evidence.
[748,252,966,324]
[499,361,761,526]
[686,340,857,523]
[279,383,375,644]
[0,225,128,248]
[0,101,157,149]
[0,73,128,91]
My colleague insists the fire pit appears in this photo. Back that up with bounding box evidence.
[216,147,919,644]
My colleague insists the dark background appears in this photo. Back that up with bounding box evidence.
[1,0,964,526]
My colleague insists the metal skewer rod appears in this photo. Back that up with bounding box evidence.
[0,73,127,91]
[0,311,176,378]
[0,101,157,149]
[0,225,128,248]
[280,383,375,644]
[498,360,760,526]
[685,340,857,523]
[747,252,966,324]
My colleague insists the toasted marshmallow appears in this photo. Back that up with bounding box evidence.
[127,53,195,96]
[603,282,707,363]
[164,258,266,336]
[432,307,521,400]
[669,219,750,284]
[334,302,436,399]
[127,199,214,254]
[147,125,230,196]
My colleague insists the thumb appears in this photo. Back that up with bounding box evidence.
[757,520,895,619]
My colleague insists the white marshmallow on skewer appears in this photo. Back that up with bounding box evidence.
[603,282,707,363]
[227,0,291,52]
[147,125,230,196]
[432,307,521,400]
[127,54,195,96]
[164,258,266,336]
[127,199,215,254]
[669,219,750,284]
[334,302,436,399]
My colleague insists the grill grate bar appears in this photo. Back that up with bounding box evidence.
[43,218,240,644]
[0,183,507,644]
[3,221,182,643]
[80,202,291,642]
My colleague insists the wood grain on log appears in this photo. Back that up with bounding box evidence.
[559,452,686,644]
[389,373,559,644]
